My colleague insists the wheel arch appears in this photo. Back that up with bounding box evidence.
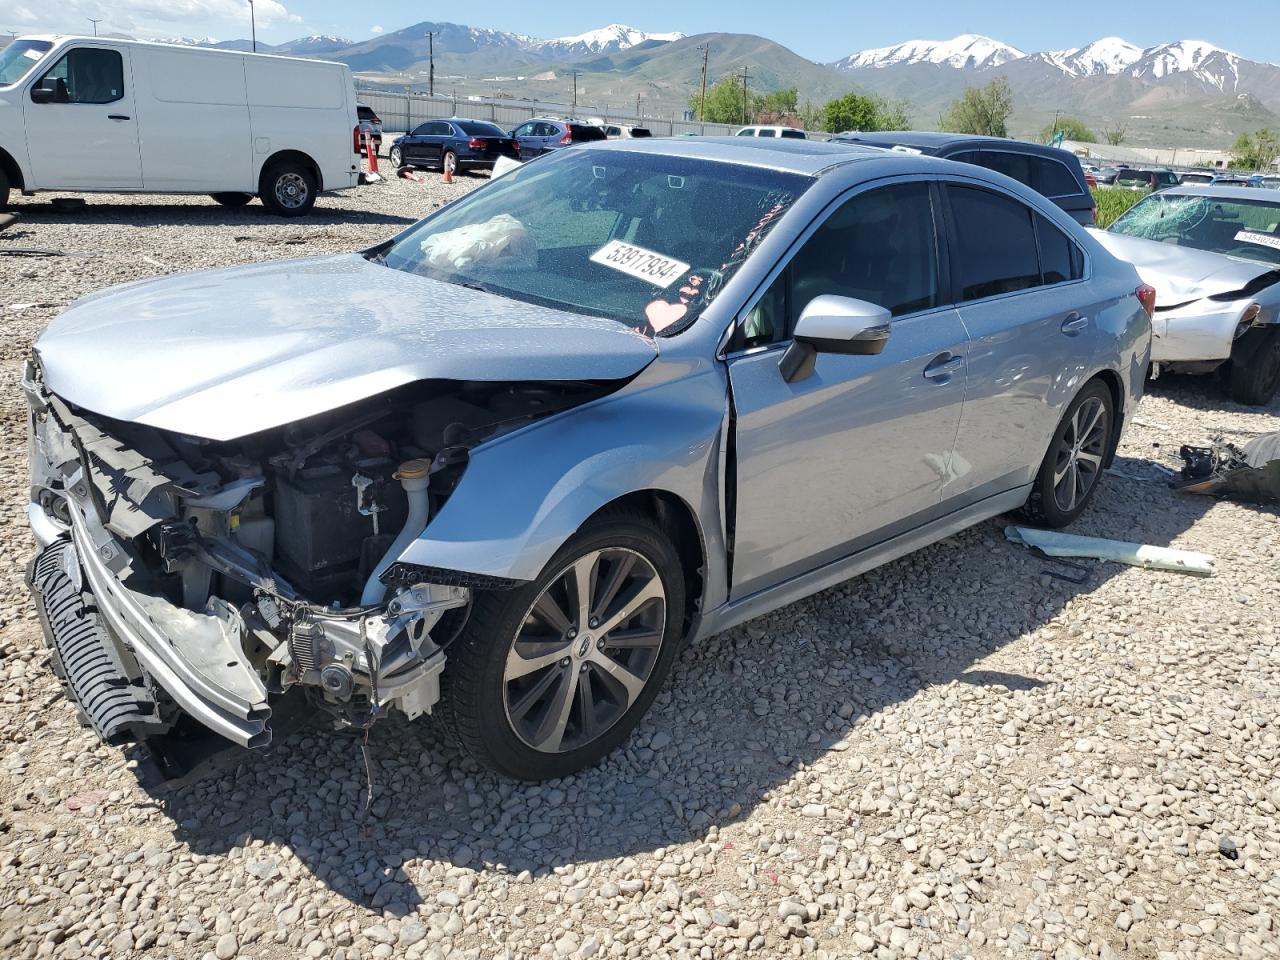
[0,146,25,191]
[1088,367,1125,467]
[257,149,323,192]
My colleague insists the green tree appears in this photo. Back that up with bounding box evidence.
[758,87,798,117]
[690,76,758,124]
[820,92,911,134]
[940,78,1014,137]
[1231,129,1280,171]
[1040,116,1095,143]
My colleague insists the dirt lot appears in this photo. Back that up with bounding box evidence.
[0,174,1277,960]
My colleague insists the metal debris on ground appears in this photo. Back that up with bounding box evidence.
[1175,431,1280,502]
[1005,526,1215,577]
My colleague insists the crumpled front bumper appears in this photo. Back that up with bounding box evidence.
[1154,300,1259,363]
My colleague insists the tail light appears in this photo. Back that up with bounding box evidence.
[1136,284,1156,319]
[353,125,363,154]
[560,129,573,145]
[468,138,484,149]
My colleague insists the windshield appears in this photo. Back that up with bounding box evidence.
[377,148,810,335]
[1110,192,1280,267]
[0,40,52,86]
[457,120,506,137]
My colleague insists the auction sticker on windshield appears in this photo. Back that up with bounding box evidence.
[591,240,690,289]
[1236,231,1280,253]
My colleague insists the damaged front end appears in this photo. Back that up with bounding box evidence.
[22,357,601,749]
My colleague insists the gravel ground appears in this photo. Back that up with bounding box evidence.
[0,174,1277,960]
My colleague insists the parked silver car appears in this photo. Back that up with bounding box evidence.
[1093,185,1280,404]
[25,139,1151,780]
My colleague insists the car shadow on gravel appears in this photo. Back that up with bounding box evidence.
[151,452,1217,914]
[3,200,417,229]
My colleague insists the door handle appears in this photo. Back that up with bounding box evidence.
[923,354,963,381]
[107,114,130,121]
[1061,313,1089,335]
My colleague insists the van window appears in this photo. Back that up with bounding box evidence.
[41,48,124,104]
[757,129,776,137]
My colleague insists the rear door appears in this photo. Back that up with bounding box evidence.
[726,180,971,597]
[22,43,142,189]
[511,121,539,159]
[942,182,1095,504]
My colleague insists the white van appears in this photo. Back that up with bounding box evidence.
[734,125,807,139]
[0,36,361,216]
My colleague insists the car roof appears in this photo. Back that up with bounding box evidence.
[580,136,888,175]
[1162,184,1280,202]
[832,130,1084,161]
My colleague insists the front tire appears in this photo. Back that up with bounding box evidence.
[259,160,317,217]
[440,510,685,781]
[1228,326,1280,406]
[1022,380,1114,528]
[388,145,402,168]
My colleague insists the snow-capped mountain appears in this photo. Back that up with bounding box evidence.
[1037,37,1143,77]
[1130,40,1245,91]
[539,24,684,57]
[832,35,1025,71]
[275,35,354,55]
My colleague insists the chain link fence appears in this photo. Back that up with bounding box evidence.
[354,88,741,138]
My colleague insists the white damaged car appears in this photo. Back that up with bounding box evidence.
[1093,185,1280,405]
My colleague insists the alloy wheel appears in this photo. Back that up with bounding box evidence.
[389,146,401,167]
[1052,396,1108,513]
[502,548,666,754]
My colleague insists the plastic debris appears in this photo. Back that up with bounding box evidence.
[1175,431,1280,502]
[1005,526,1215,577]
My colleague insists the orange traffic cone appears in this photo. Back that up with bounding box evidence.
[443,161,453,185]
[365,138,378,175]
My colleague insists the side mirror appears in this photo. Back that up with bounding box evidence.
[779,295,891,383]
[30,78,67,104]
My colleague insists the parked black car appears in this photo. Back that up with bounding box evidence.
[509,118,607,160]
[830,131,1097,225]
[388,119,519,174]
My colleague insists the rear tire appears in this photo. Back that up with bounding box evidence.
[439,509,685,781]
[1228,326,1280,406]
[1021,380,1115,528]
[210,192,253,208]
[442,150,457,175]
[259,160,317,217]
[0,168,9,210]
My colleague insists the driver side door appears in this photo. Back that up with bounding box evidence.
[22,43,142,189]
[725,180,971,598]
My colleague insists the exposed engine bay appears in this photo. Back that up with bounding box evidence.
[24,363,611,748]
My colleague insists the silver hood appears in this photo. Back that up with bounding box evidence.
[1090,229,1278,304]
[35,254,659,441]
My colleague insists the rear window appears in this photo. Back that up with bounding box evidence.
[1032,157,1084,197]
[1181,173,1214,184]
[570,124,606,142]
[780,129,806,139]
[1155,172,1179,186]
[1117,170,1150,183]
[630,128,652,138]
[457,120,507,137]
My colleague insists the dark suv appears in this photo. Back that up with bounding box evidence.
[831,131,1097,225]
[510,118,606,160]
[1115,168,1180,193]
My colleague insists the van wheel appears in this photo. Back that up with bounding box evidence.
[1228,327,1280,406]
[439,509,685,781]
[1021,380,1114,528]
[210,192,253,208]
[0,169,9,210]
[259,161,317,217]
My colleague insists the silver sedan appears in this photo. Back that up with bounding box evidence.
[26,139,1151,781]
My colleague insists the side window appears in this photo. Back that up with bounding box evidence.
[947,185,1041,300]
[949,151,982,167]
[40,48,124,104]
[974,151,1033,188]
[424,121,451,136]
[512,123,533,137]
[741,182,941,348]
[1035,214,1084,285]
[1032,157,1083,197]
[757,128,776,137]
[736,128,755,136]
[411,122,433,137]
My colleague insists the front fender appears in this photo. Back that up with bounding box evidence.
[397,360,728,588]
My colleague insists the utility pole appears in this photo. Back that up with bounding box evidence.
[635,91,642,119]
[571,70,580,112]
[697,43,709,129]
[87,18,102,36]
[740,66,751,125]
[247,0,256,52]
[427,32,434,98]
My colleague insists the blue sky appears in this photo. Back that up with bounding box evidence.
[5,0,1278,64]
